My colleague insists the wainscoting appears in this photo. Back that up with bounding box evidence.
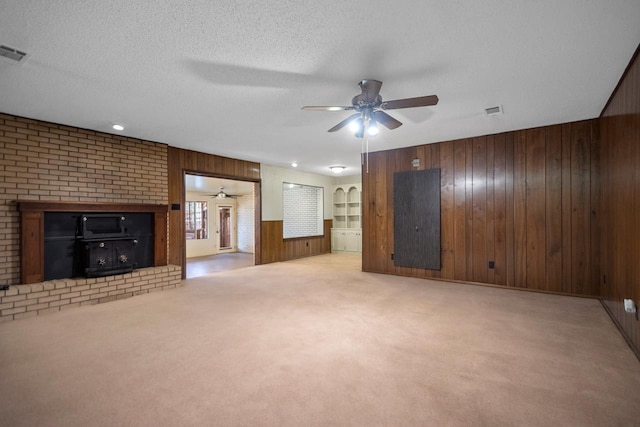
[261,220,332,264]
[599,43,640,357]
[167,146,261,278]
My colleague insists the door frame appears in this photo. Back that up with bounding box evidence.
[215,203,236,254]
[181,170,261,279]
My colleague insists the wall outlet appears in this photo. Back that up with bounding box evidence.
[624,299,636,313]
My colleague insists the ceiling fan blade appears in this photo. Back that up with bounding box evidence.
[301,105,355,111]
[359,79,383,103]
[328,113,361,132]
[381,95,439,110]
[373,111,403,130]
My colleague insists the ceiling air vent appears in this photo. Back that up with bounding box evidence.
[485,105,503,115]
[0,45,29,64]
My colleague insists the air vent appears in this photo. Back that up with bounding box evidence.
[485,105,503,115]
[0,45,28,64]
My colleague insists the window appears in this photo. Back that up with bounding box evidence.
[185,201,208,240]
[282,182,323,239]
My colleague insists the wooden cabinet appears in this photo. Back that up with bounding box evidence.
[331,229,361,253]
[332,184,361,253]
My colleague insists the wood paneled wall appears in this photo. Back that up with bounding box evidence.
[167,147,261,278]
[600,44,640,356]
[261,220,332,264]
[362,119,600,296]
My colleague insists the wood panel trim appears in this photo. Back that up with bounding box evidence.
[362,119,600,297]
[600,42,640,117]
[601,300,640,362]
[167,146,262,279]
[598,44,640,357]
[17,201,169,284]
[20,211,44,284]
[261,220,332,264]
[17,201,168,213]
[153,211,168,266]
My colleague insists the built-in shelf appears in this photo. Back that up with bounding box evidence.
[332,184,362,253]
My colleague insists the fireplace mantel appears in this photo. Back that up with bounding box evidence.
[17,200,169,284]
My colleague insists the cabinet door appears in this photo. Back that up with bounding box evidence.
[332,230,346,251]
[393,169,441,269]
[345,231,359,252]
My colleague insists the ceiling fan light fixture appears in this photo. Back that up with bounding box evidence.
[215,187,227,199]
[330,166,346,174]
[349,118,363,133]
[367,122,379,136]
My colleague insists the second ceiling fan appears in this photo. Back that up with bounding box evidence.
[302,79,438,137]
[210,187,241,199]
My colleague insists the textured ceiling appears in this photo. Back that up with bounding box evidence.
[1,1,639,176]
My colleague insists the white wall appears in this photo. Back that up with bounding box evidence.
[335,173,362,186]
[261,165,336,221]
[185,192,243,258]
[185,192,217,258]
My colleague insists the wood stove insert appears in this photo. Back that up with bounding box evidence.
[17,201,168,284]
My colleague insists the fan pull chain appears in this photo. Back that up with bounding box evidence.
[366,136,369,174]
[363,120,370,174]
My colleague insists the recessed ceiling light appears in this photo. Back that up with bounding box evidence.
[329,166,346,174]
[291,162,298,168]
[112,124,124,131]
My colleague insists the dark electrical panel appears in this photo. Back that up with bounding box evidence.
[393,169,441,270]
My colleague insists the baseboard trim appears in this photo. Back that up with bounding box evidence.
[600,299,640,363]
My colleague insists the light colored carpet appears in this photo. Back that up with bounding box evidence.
[1,254,639,426]
[186,252,254,278]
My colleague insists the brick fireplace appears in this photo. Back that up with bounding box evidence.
[17,200,169,284]
[0,112,180,321]
[0,200,181,322]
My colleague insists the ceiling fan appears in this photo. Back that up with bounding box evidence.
[210,187,241,199]
[302,79,438,137]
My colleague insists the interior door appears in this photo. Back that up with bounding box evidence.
[393,169,441,269]
[216,205,235,253]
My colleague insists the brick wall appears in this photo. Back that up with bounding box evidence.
[0,113,168,286]
[0,265,181,322]
[282,185,323,238]
[236,188,255,253]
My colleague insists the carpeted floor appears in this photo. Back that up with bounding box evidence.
[1,254,639,426]
[186,252,255,278]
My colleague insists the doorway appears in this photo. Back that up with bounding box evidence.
[184,174,257,277]
[216,205,235,253]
